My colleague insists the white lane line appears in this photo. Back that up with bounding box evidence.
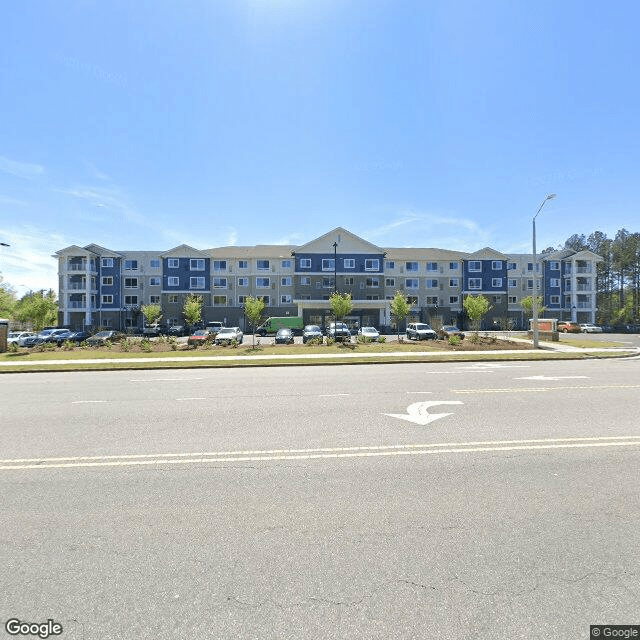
[175,397,207,401]
[406,391,432,394]
[71,400,108,404]
[454,384,640,394]
[130,378,204,382]
[2,436,639,470]
[318,393,351,397]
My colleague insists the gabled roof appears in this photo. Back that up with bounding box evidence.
[84,244,122,258]
[294,227,384,254]
[568,249,604,262]
[207,245,297,258]
[53,245,98,257]
[161,244,209,258]
[467,247,509,260]
[384,247,470,260]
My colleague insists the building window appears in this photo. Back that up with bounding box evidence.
[257,260,270,270]
[281,260,292,269]
[299,258,311,269]
[168,295,179,304]
[190,259,205,271]
[508,296,517,304]
[365,259,379,271]
[281,295,292,304]
[492,261,503,270]
[527,279,533,289]
[213,260,227,271]
[550,278,560,288]
[405,279,419,289]
[468,261,482,272]
[343,259,355,269]
[407,296,418,305]
[509,278,517,288]
[256,277,270,288]
[238,278,248,287]
[449,278,459,287]
[190,277,205,289]
[213,296,227,305]
[469,278,482,290]
[168,258,179,269]
[124,278,138,288]
[101,258,113,268]
[508,262,517,271]
[527,262,533,271]
[449,261,459,270]
[124,295,138,305]
[281,277,292,286]
[386,261,395,269]
[492,278,503,287]
[300,276,310,286]
[322,259,335,271]
[426,262,438,272]
[449,296,459,305]
[101,295,113,304]
[102,276,113,286]
[405,261,419,272]
[149,259,159,269]
[148,277,159,286]
[550,295,561,304]
[323,278,334,288]
[366,277,379,287]
[426,279,438,289]
[149,295,160,304]
[168,277,179,287]
[426,296,438,305]
[238,260,248,269]
[213,278,227,289]
[366,295,379,300]
[385,278,395,287]
[492,296,501,304]
[344,276,354,285]
[238,295,247,304]
[549,261,560,270]
[124,260,138,271]
[258,295,270,305]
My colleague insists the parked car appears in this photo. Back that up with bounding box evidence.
[579,323,603,333]
[187,329,212,347]
[215,327,243,345]
[45,329,74,344]
[357,326,380,342]
[166,325,187,337]
[55,330,91,345]
[205,321,225,336]
[406,323,438,341]
[302,325,323,344]
[274,328,294,344]
[7,331,34,346]
[86,330,125,346]
[326,322,351,342]
[22,329,68,347]
[438,325,466,340]
[557,321,581,333]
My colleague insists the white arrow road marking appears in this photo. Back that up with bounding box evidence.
[516,375,590,381]
[385,401,463,425]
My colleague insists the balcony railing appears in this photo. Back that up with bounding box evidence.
[576,267,591,274]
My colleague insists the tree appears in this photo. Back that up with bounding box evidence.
[390,291,411,341]
[463,294,492,334]
[0,274,16,319]
[142,304,162,327]
[244,296,265,348]
[520,295,546,324]
[329,292,352,322]
[182,295,203,328]
[14,289,58,331]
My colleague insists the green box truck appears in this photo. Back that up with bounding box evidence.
[255,316,304,336]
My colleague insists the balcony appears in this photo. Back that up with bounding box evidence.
[576,266,592,274]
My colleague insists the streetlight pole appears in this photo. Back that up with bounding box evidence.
[532,194,556,348]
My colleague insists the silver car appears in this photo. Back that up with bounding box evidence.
[357,326,380,341]
[579,323,603,333]
[215,327,243,345]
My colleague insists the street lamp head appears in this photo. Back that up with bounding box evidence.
[0,242,9,247]
[546,193,556,201]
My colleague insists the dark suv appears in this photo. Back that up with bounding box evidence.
[326,322,351,342]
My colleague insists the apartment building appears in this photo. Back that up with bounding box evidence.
[54,228,602,331]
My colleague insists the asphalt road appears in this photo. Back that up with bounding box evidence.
[2,357,639,639]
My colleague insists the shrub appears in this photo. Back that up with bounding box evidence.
[378,336,386,343]
[306,337,323,346]
[62,340,75,351]
[140,339,152,352]
[357,335,372,344]
[230,339,239,348]
[468,333,480,344]
[326,337,335,346]
[448,335,461,346]
[8,342,18,353]
[169,337,178,351]
[121,338,133,352]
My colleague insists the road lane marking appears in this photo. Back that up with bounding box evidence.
[71,400,108,404]
[2,436,639,471]
[175,397,207,401]
[406,391,433,394]
[130,378,204,382]
[386,401,463,425]
[318,393,351,397]
[516,375,590,381]
[453,384,640,394]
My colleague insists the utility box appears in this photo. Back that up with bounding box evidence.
[0,318,8,353]
[528,318,559,341]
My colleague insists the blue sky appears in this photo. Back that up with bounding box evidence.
[1,0,639,294]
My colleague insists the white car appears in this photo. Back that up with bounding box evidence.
[7,331,35,346]
[215,327,243,345]
[357,326,380,341]
[580,323,603,333]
